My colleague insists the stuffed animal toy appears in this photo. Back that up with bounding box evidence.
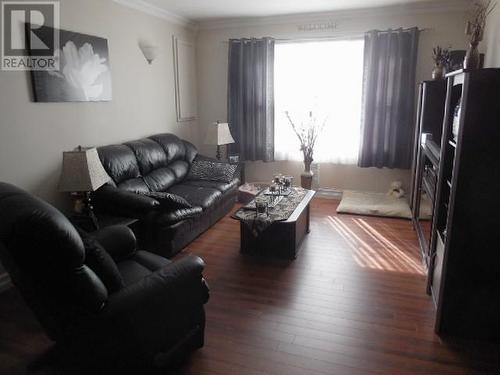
[388,181,405,199]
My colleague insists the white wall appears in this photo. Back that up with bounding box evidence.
[196,3,468,193]
[0,0,199,208]
[485,7,500,67]
[0,0,197,285]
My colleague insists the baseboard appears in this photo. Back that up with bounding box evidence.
[0,272,12,293]
[315,188,343,200]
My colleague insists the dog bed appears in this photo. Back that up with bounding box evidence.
[336,190,415,219]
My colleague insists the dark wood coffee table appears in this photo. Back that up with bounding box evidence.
[240,189,315,259]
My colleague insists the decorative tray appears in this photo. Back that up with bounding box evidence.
[243,195,284,210]
[263,188,292,196]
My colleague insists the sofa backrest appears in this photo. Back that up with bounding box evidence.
[97,133,198,193]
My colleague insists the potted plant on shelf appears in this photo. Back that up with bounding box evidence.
[432,46,450,80]
[285,111,326,189]
[464,0,496,69]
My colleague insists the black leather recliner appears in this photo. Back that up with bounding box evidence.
[94,133,240,258]
[0,182,209,372]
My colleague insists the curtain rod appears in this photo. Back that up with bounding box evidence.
[368,27,429,33]
[221,28,430,44]
[275,34,364,43]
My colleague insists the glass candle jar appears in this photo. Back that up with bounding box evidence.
[255,196,268,216]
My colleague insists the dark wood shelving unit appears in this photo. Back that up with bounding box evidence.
[428,69,500,339]
[410,80,447,268]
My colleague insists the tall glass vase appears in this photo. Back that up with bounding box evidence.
[464,42,480,70]
[301,160,313,189]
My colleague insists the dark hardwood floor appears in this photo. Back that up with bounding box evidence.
[1,198,499,374]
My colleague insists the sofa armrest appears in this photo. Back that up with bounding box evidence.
[93,185,160,218]
[155,207,203,226]
[91,225,137,262]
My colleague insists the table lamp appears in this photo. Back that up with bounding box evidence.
[204,121,235,160]
[58,147,110,229]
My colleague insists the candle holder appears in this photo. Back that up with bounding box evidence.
[283,176,293,192]
[255,196,269,217]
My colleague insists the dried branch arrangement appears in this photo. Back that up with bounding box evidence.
[432,46,451,67]
[466,0,497,45]
[285,111,326,166]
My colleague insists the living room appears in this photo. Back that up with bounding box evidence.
[1,0,500,373]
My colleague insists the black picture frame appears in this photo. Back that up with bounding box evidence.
[28,25,112,102]
[448,50,466,72]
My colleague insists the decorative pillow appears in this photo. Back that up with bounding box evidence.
[79,233,125,294]
[187,159,238,183]
[141,191,192,209]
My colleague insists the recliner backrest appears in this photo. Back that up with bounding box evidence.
[97,133,198,193]
[0,182,108,341]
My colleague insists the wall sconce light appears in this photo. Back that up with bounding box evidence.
[139,44,159,64]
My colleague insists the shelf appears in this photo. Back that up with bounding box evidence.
[447,180,452,189]
[422,140,440,168]
[422,176,435,200]
[437,230,447,245]
[448,139,457,148]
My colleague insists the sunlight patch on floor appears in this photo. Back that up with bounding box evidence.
[326,216,425,275]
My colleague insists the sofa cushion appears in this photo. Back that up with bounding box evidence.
[168,184,222,209]
[98,145,141,185]
[168,160,190,182]
[187,159,237,183]
[125,139,168,175]
[183,141,198,164]
[143,167,177,192]
[149,134,186,163]
[117,178,150,193]
[182,179,239,194]
[141,192,192,209]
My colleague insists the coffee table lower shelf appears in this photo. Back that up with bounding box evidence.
[240,190,315,259]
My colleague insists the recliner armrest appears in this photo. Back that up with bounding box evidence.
[93,185,160,218]
[104,255,208,316]
[92,225,137,262]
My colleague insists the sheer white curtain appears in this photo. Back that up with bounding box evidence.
[274,39,365,164]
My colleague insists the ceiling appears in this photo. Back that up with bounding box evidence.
[140,0,440,21]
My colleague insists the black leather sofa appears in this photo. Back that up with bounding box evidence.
[94,133,240,258]
[0,182,209,372]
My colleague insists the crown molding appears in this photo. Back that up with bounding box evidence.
[198,0,469,31]
[113,0,198,30]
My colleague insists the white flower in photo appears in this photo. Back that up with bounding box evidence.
[50,41,108,100]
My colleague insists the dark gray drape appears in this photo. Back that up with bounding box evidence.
[228,37,275,162]
[358,28,420,169]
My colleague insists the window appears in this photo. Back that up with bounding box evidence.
[274,39,365,164]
